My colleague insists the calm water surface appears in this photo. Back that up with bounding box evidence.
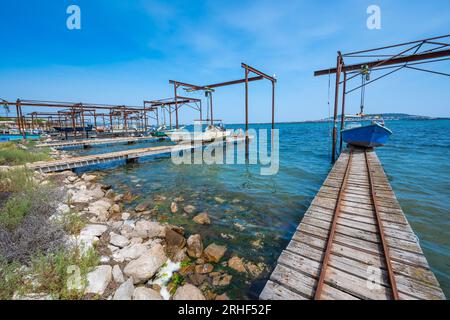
[73,120,449,298]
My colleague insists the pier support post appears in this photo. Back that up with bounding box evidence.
[332,52,343,162]
[339,72,347,153]
[245,68,249,159]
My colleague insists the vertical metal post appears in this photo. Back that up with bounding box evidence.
[80,104,87,138]
[110,111,114,134]
[156,108,159,127]
[94,110,97,128]
[245,68,249,157]
[168,105,172,129]
[174,83,179,129]
[210,92,214,125]
[272,80,275,130]
[71,108,77,139]
[199,101,202,123]
[339,72,347,153]
[332,52,343,162]
[123,107,128,134]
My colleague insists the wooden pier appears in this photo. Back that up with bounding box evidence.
[260,148,445,300]
[36,136,161,149]
[26,137,246,173]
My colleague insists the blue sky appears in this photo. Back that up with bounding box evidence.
[0,0,449,123]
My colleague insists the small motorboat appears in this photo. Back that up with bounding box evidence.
[165,121,232,142]
[342,116,392,148]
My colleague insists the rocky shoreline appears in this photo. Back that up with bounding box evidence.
[6,145,267,300]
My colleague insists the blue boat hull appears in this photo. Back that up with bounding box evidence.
[342,123,392,148]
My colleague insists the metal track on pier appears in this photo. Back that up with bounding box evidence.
[260,148,445,300]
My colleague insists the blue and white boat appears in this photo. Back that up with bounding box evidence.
[341,115,392,148]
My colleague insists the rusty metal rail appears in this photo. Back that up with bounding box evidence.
[260,148,445,300]
[314,148,399,300]
[364,149,399,300]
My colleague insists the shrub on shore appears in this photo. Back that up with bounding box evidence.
[0,141,51,166]
[0,167,99,299]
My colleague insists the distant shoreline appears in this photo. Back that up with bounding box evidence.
[224,116,450,126]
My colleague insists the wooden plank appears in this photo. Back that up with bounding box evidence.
[269,264,316,299]
[259,280,308,300]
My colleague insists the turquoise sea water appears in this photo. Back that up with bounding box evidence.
[73,120,449,299]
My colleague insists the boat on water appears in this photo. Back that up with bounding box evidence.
[341,115,392,148]
[165,121,232,142]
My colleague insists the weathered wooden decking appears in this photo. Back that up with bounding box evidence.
[36,136,161,149]
[260,148,445,300]
[26,136,246,173]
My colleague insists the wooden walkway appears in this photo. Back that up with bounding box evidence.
[260,148,445,300]
[26,137,246,173]
[36,136,161,149]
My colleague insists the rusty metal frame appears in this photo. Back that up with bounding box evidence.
[314,34,450,162]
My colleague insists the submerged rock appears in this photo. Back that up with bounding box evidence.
[186,234,203,258]
[172,284,205,300]
[183,205,196,214]
[132,287,163,300]
[228,256,246,273]
[195,263,214,274]
[214,196,226,204]
[193,212,211,225]
[123,244,167,284]
[216,293,230,300]
[85,265,112,295]
[170,202,178,213]
[212,273,232,287]
[204,243,227,263]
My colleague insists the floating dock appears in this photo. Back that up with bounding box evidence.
[36,136,161,149]
[26,137,246,173]
[260,148,445,300]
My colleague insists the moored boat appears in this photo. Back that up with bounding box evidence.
[342,117,392,148]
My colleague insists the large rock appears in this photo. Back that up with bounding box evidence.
[186,234,203,258]
[123,244,167,284]
[82,173,98,182]
[112,265,125,284]
[109,233,130,248]
[165,228,186,249]
[80,224,108,237]
[132,287,163,300]
[133,220,165,238]
[113,243,148,263]
[70,188,103,204]
[193,212,211,225]
[113,278,134,300]
[85,265,112,295]
[88,199,113,221]
[204,243,227,263]
[173,284,205,300]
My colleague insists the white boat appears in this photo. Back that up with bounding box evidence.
[165,123,232,142]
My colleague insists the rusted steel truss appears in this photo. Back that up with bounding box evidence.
[314,34,450,161]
